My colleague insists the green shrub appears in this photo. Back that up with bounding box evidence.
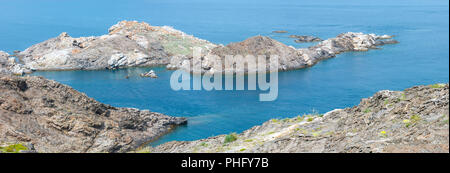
[0,144,28,153]
[430,84,445,89]
[224,133,238,144]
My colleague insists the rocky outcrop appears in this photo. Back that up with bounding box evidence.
[0,75,187,153]
[167,32,398,74]
[290,35,322,43]
[16,21,217,71]
[0,51,32,76]
[151,84,449,153]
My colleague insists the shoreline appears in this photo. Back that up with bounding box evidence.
[149,84,449,153]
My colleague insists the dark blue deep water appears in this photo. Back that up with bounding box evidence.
[1,0,448,145]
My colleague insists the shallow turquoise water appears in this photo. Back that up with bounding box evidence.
[1,0,448,145]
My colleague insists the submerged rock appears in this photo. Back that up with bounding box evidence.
[151,84,449,153]
[0,75,187,153]
[140,70,158,78]
[272,30,288,33]
[290,35,322,43]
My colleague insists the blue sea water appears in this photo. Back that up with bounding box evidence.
[1,0,448,146]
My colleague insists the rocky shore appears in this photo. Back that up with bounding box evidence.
[0,75,187,153]
[0,51,32,75]
[150,84,449,153]
[1,21,397,75]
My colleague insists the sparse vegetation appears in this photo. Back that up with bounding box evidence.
[411,115,421,122]
[307,117,314,122]
[400,93,406,101]
[240,148,246,152]
[380,131,388,138]
[224,133,238,144]
[244,139,253,142]
[384,99,389,105]
[200,142,208,147]
[0,143,28,153]
[364,108,371,113]
[403,115,421,128]
[312,132,321,137]
[295,116,305,122]
[430,83,445,89]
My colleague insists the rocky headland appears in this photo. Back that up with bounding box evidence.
[14,21,216,71]
[0,75,187,153]
[150,84,449,153]
[168,33,398,74]
[1,21,397,75]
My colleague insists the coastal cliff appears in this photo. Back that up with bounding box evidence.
[4,21,397,74]
[0,75,186,153]
[150,84,449,153]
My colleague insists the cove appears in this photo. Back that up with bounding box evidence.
[6,0,448,146]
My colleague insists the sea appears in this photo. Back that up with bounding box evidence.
[1,0,448,146]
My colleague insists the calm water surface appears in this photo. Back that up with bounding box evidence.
[0,0,448,145]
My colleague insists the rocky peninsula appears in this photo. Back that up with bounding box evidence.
[0,21,397,75]
[150,84,449,153]
[0,75,187,153]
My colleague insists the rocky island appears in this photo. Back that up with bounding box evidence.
[1,21,397,75]
[0,75,186,153]
[150,84,449,153]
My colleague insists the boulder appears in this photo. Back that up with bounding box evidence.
[290,35,322,43]
[140,70,158,78]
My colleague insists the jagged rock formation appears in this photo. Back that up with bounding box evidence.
[0,75,187,153]
[0,51,32,75]
[16,21,216,71]
[167,32,398,74]
[7,21,397,74]
[151,84,449,153]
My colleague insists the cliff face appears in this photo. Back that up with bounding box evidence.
[151,84,449,153]
[0,75,187,153]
